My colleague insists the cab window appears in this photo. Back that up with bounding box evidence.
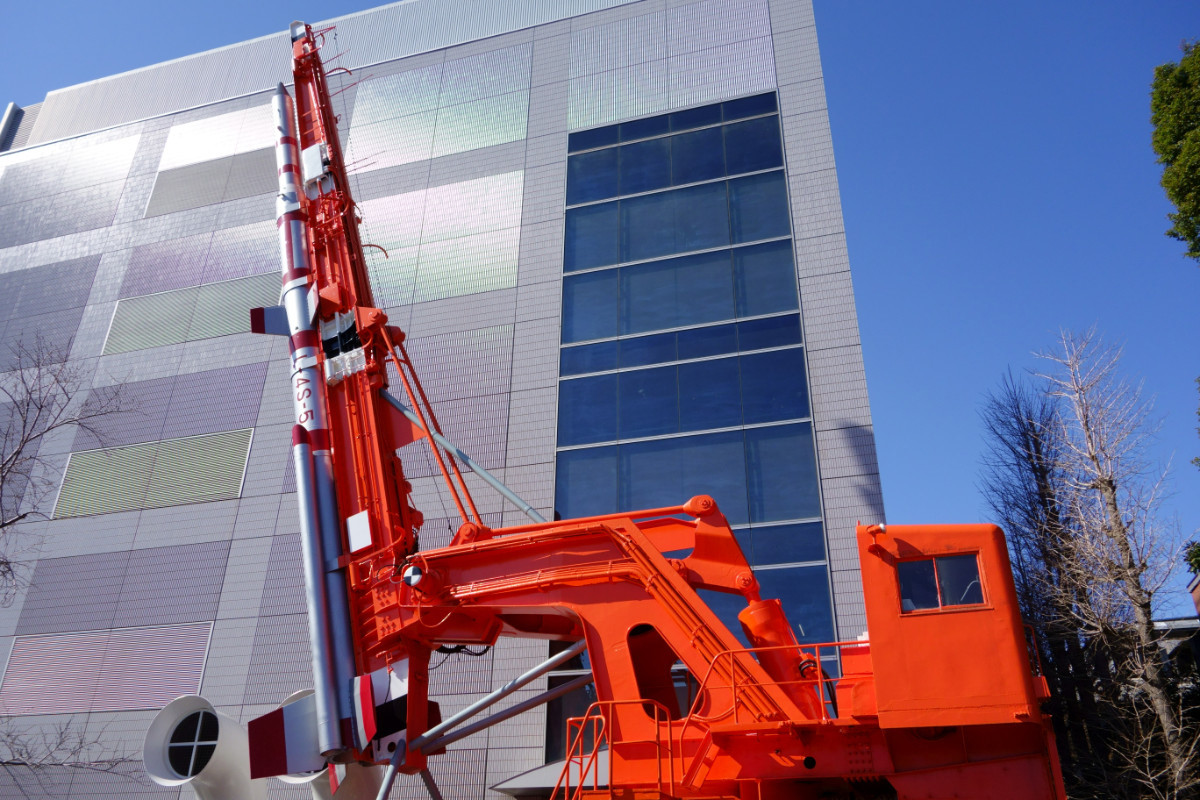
[898,554,983,613]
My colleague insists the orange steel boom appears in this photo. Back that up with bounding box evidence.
[256,23,1068,800]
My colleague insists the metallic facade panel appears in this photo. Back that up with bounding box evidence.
[16,542,231,635]
[351,63,445,128]
[114,541,232,629]
[26,0,641,147]
[666,0,772,55]
[0,623,211,715]
[103,286,199,354]
[141,429,252,510]
[567,60,669,130]
[55,429,252,518]
[188,273,280,341]
[157,104,274,171]
[569,11,665,78]
[257,534,308,618]
[121,232,213,298]
[104,273,277,355]
[54,440,158,518]
[143,148,274,218]
[242,612,312,705]
[668,37,778,109]
[15,550,131,636]
[345,112,438,170]
[413,226,521,304]
[143,159,231,218]
[430,91,530,159]
[438,43,533,106]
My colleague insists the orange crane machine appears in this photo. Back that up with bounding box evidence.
[147,23,1067,800]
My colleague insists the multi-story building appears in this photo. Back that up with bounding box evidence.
[0,0,882,796]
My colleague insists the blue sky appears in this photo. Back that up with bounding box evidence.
[2,2,1199,612]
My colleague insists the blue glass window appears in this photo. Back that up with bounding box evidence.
[567,148,618,205]
[619,333,676,367]
[564,201,619,271]
[755,564,834,645]
[619,366,677,438]
[555,446,617,519]
[620,114,670,142]
[677,323,737,360]
[723,93,777,121]
[745,423,819,522]
[696,588,752,647]
[562,270,617,343]
[729,172,789,243]
[620,190,675,262]
[671,104,722,132]
[675,181,731,253]
[734,240,798,316]
[560,341,618,376]
[619,138,671,195]
[621,431,749,523]
[742,521,826,566]
[620,250,734,335]
[739,348,809,424]
[558,373,617,446]
[737,314,802,351]
[671,127,724,185]
[569,126,618,153]
[678,357,741,431]
[724,117,784,176]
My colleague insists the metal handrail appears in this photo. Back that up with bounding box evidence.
[676,640,870,776]
[551,699,676,800]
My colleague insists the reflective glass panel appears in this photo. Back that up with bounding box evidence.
[697,588,752,647]
[567,148,618,205]
[737,314,802,351]
[937,555,984,606]
[561,341,618,375]
[620,190,675,262]
[678,357,741,432]
[745,521,826,566]
[675,181,731,253]
[558,374,617,446]
[670,103,722,132]
[619,366,678,438]
[621,431,749,524]
[898,560,940,612]
[755,565,834,644]
[569,125,619,153]
[677,324,738,360]
[565,201,619,271]
[619,138,671,195]
[722,93,777,121]
[671,127,724,186]
[734,240,798,316]
[562,270,618,343]
[620,114,670,141]
[729,171,789,243]
[619,250,734,335]
[724,117,784,176]
[739,348,809,424]
[619,333,676,367]
[554,446,617,519]
[745,423,819,522]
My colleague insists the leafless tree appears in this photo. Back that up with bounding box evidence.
[0,337,122,601]
[0,337,138,792]
[0,720,139,799]
[982,330,1197,800]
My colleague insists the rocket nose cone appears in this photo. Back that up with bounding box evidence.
[275,82,287,96]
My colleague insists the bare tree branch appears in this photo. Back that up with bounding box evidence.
[982,330,1198,799]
